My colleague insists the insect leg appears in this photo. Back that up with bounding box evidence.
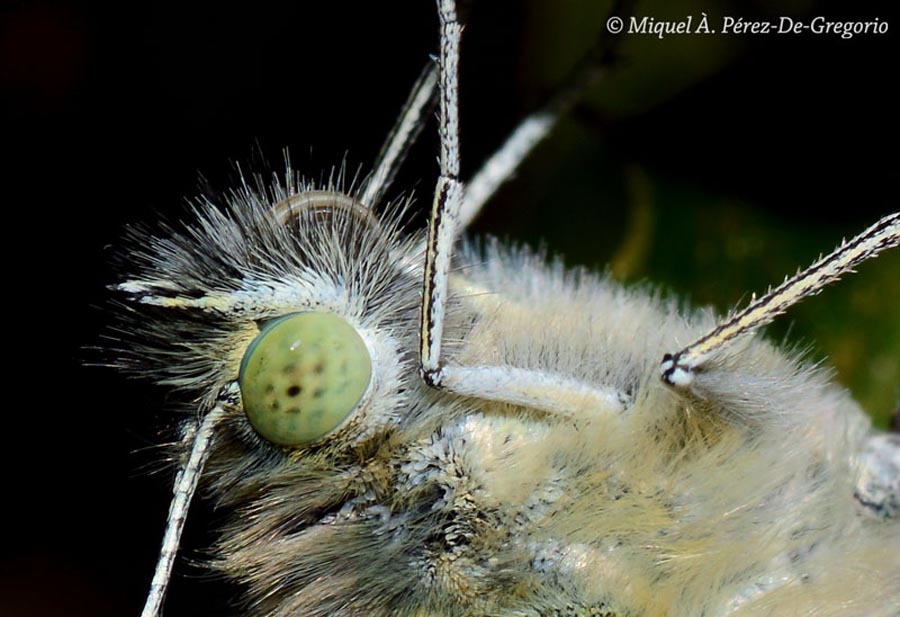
[420,0,463,383]
[360,63,438,208]
[661,212,900,389]
[420,0,628,418]
[430,365,628,416]
[141,389,233,617]
[459,0,633,231]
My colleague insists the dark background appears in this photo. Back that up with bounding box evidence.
[3,1,897,615]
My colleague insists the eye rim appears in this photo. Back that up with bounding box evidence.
[238,311,373,448]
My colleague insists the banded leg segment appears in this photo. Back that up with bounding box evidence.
[661,212,900,388]
[420,0,627,419]
[420,0,463,383]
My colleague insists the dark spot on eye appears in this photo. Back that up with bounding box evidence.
[271,400,281,411]
[286,407,302,415]
[265,384,275,394]
[313,388,325,398]
[283,364,296,375]
[287,385,301,397]
[314,363,325,374]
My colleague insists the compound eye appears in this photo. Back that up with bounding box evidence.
[239,312,372,447]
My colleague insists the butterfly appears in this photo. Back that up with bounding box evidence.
[108,1,899,615]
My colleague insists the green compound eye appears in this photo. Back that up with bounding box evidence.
[239,312,372,447]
